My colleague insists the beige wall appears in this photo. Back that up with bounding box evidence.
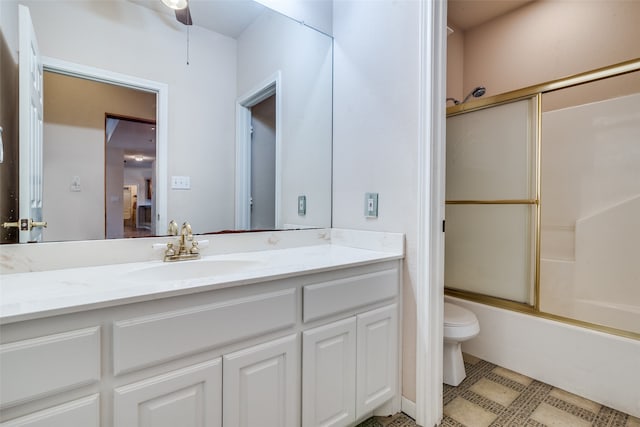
[452,0,640,98]
[43,72,155,242]
[446,25,464,103]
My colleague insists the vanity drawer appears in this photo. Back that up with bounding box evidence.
[303,268,398,323]
[113,288,296,375]
[0,327,101,408]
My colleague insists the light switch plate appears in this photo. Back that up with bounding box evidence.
[298,195,306,216]
[365,193,378,218]
[70,175,81,192]
[171,176,191,190]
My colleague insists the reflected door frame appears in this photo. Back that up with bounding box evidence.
[41,56,168,237]
[235,72,282,230]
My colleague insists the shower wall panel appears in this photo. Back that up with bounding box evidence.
[540,92,640,334]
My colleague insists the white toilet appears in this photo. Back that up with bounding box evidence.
[443,302,480,386]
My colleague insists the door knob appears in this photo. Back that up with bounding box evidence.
[2,219,47,230]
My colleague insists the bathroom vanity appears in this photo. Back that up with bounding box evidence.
[0,229,404,427]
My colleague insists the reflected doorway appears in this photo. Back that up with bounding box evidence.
[235,73,282,230]
[42,71,157,241]
[105,116,157,239]
[250,95,276,229]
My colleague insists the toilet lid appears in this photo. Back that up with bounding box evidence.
[444,303,477,326]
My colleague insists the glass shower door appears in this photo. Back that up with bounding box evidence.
[445,96,539,305]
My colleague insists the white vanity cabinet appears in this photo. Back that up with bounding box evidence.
[0,395,100,427]
[301,304,398,427]
[0,258,401,427]
[113,359,222,427]
[223,334,299,427]
[302,317,357,427]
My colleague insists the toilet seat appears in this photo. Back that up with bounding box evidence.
[444,303,479,341]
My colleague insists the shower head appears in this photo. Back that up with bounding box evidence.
[461,86,486,104]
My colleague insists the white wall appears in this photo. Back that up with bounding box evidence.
[0,0,17,61]
[124,168,152,202]
[255,0,333,35]
[237,9,332,229]
[22,0,238,235]
[332,0,421,402]
[105,147,125,239]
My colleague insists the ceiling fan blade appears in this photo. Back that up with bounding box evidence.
[175,5,192,26]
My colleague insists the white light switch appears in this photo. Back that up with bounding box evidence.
[171,176,191,190]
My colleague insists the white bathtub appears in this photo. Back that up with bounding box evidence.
[573,299,640,335]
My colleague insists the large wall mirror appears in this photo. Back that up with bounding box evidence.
[2,0,332,243]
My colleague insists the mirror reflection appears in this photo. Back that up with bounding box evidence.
[2,0,333,243]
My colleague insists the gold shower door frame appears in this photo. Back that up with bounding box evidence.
[444,58,640,340]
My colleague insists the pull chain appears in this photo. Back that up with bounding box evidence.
[186,26,190,66]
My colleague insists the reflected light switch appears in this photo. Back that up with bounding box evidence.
[171,176,191,190]
[298,195,306,216]
[70,175,81,192]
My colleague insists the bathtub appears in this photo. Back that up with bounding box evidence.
[572,299,640,335]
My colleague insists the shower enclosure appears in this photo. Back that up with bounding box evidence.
[444,59,640,338]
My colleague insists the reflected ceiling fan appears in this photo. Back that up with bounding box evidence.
[161,0,192,25]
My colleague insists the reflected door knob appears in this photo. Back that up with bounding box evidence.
[2,219,47,230]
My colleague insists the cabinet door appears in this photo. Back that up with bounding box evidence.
[0,394,99,427]
[223,334,298,427]
[356,304,398,419]
[302,317,356,427]
[113,359,222,427]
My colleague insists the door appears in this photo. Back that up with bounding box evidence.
[18,5,45,242]
[356,304,398,419]
[250,95,276,229]
[302,317,357,427]
[113,359,222,427]
[123,186,133,221]
[223,334,298,427]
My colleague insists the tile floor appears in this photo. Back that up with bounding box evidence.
[357,354,640,427]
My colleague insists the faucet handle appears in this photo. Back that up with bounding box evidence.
[189,239,199,255]
[165,242,176,257]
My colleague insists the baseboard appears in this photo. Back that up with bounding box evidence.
[400,396,416,420]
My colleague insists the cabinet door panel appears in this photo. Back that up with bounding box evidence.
[223,334,299,427]
[356,304,397,418]
[114,359,222,427]
[302,317,356,427]
[0,394,99,427]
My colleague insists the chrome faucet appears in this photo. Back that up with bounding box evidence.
[164,220,200,262]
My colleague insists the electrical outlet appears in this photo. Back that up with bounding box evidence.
[171,176,191,190]
[365,193,378,218]
[298,195,306,216]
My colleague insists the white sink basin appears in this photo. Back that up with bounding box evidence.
[126,259,263,282]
